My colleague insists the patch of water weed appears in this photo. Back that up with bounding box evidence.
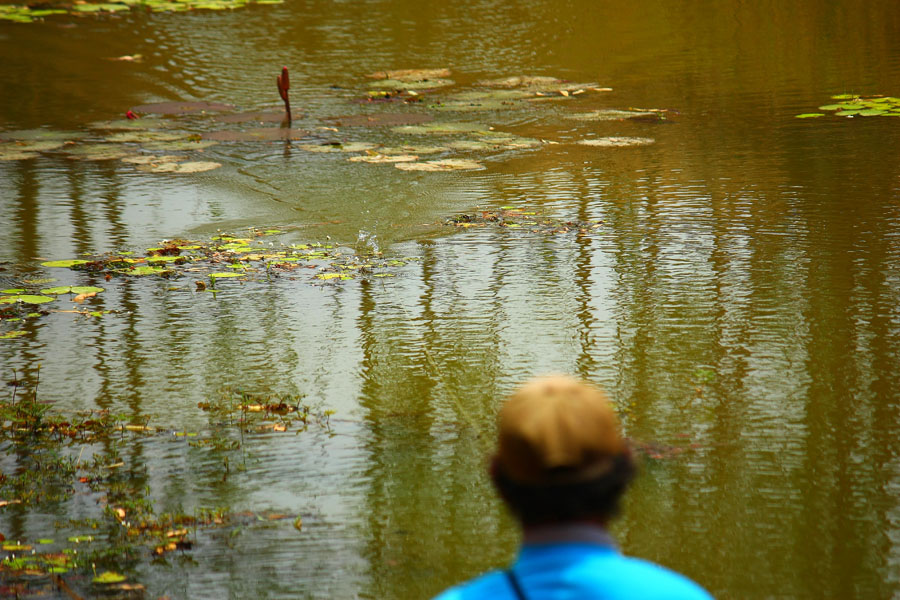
[446,207,603,234]
[0,378,321,593]
[796,94,900,118]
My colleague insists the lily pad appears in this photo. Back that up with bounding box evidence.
[0,129,85,142]
[71,286,105,294]
[395,158,483,171]
[122,154,188,165]
[368,78,454,90]
[477,75,595,94]
[93,571,127,584]
[65,144,134,161]
[567,109,658,121]
[0,148,38,161]
[0,331,29,340]
[366,68,451,81]
[208,272,245,278]
[41,259,90,268]
[348,153,418,163]
[392,122,491,135]
[106,131,188,143]
[0,295,55,304]
[137,161,222,173]
[577,137,655,147]
[1,289,25,294]
[119,266,170,276]
[377,145,449,155]
[91,118,173,130]
[324,113,433,127]
[795,113,825,118]
[142,140,218,151]
[40,286,73,294]
[130,101,235,115]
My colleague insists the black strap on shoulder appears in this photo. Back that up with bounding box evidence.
[504,569,529,600]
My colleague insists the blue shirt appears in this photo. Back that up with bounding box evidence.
[434,538,713,600]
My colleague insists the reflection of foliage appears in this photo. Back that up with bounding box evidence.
[0,0,283,23]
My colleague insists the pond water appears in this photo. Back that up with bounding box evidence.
[2,0,900,598]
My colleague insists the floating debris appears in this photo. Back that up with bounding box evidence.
[395,158,483,171]
[577,137,655,147]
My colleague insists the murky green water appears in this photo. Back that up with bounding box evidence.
[2,0,900,598]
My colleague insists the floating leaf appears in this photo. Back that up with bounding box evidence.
[65,144,134,161]
[0,129,85,142]
[142,140,218,151]
[395,158,483,171]
[71,286,104,294]
[366,68,451,81]
[368,78,454,90]
[795,113,825,118]
[392,122,491,135]
[1,288,25,294]
[0,331,28,340]
[138,161,222,173]
[577,137,655,147]
[0,295,55,304]
[348,153,418,163]
[93,571,127,584]
[122,154,188,165]
[41,259,90,268]
[90,118,172,130]
[119,266,170,276]
[208,272,245,278]
[377,144,449,155]
[40,286,73,295]
[106,131,187,143]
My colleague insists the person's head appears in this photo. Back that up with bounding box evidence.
[490,374,636,527]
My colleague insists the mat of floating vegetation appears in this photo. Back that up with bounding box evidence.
[796,94,900,118]
[323,113,433,127]
[446,208,603,234]
[395,158,483,171]
[365,68,452,81]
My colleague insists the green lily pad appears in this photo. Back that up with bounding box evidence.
[348,153,418,163]
[0,129,85,142]
[0,331,28,340]
[120,266,170,276]
[93,571,127,584]
[392,122,491,135]
[141,140,218,151]
[795,113,825,118]
[577,137,655,147]
[0,295,55,304]
[90,118,173,130]
[137,161,222,173]
[377,145,449,155]
[41,259,90,268]
[366,68,451,81]
[71,286,105,294]
[395,158,483,171]
[106,131,188,143]
[208,272,245,278]
[1,288,25,294]
[65,144,135,161]
[368,78,454,90]
[40,286,73,294]
[122,154,188,165]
